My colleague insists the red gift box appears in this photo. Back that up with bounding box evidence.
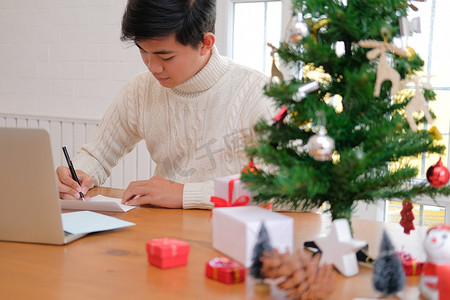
[397,251,424,276]
[205,257,246,284]
[146,238,190,269]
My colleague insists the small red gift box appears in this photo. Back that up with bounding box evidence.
[397,251,424,276]
[205,257,246,284]
[146,238,190,269]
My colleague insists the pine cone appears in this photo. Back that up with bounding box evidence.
[260,249,336,300]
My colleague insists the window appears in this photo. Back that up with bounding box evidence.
[385,0,450,226]
[385,200,446,228]
[216,0,289,76]
[232,1,282,75]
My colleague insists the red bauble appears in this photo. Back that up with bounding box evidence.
[426,158,450,188]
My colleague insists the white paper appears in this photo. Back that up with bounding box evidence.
[62,211,135,235]
[60,195,136,212]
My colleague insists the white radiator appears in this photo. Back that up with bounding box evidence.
[0,113,155,189]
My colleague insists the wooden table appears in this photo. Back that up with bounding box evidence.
[0,187,428,300]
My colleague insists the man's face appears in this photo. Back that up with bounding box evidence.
[136,34,208,88]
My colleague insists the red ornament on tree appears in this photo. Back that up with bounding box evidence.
[242,159,260,175]
[400,200,415,235]
[426,158,450,188]
[273,105,288,124]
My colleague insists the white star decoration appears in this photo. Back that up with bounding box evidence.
[314,218,367,277]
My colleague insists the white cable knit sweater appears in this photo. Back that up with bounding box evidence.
[73,46,274,209]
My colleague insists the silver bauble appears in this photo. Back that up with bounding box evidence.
[306,126,335,161]
[288,13,310,43]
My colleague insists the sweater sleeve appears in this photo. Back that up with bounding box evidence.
[241,74,277,147]
[72,75,145,186]
[182,181,215,210]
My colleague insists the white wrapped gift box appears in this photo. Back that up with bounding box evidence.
[212,206,293,267]
[212,174,253,206]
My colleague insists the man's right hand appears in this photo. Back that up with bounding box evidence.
[56,166,93,200]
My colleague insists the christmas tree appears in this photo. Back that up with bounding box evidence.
[241,0,450,224]
[250,222,273,279]
[372,230,405,296]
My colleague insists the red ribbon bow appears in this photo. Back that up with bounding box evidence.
[211,177,250,208]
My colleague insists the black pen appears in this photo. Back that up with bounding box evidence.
[62,146,86,201]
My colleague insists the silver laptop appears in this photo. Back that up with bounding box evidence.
[0,127,86,244]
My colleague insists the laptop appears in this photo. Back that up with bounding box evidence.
[0,127,87,244]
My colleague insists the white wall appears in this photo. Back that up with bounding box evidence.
[0,0,146,120]
[214,0,231,56]
[0,1,232,121]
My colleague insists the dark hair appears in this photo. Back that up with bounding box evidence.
[121,0,216,48]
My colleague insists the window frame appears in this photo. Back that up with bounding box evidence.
[215,0,291,58]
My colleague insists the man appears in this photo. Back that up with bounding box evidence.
[56,0,274,209]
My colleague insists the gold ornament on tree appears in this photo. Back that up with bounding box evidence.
[428,125,443,140]
[403,75,434,132]
[359,30,407,97]
[260,249,336,300]
[405,46,417,61]
[408,0,426,12]
[268,43,284,85]
[309,18,331,44]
